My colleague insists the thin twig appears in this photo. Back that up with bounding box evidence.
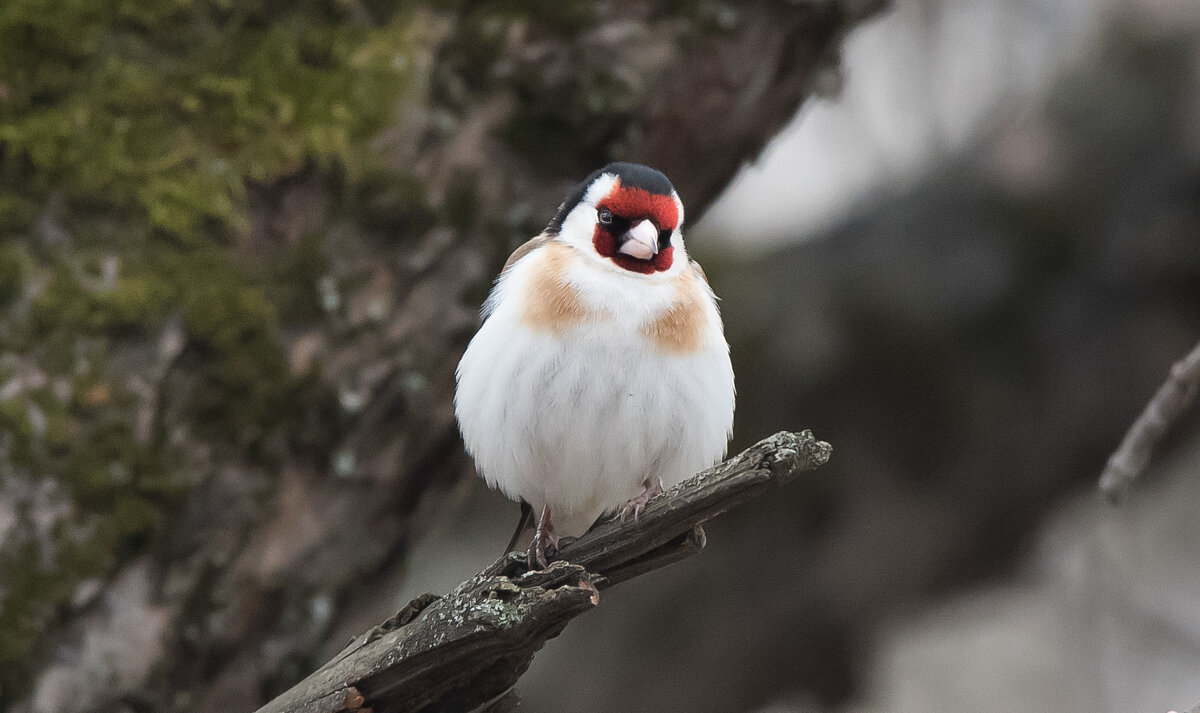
[257,430,832,713]
[1099,339,1200,503]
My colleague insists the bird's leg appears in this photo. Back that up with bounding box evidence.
[528,504,559,569]
[620,476,665,522]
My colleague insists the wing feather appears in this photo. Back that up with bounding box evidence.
[502,234,553,274]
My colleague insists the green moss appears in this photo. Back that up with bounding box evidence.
[29,268,86,332]
[99,276,175,329]
[0,380,183,704]
[270,233,330,323]
[183,282,277,353]
[0,480,178,690]
[0,398,34,452]
[181,281,295,454]
[31,265,174,336]
[0,0,442,703]
[0,541,82,676]
[23,237,345,471]
[43,410,73,454]
[0,0,419,243]
[0,244,23,305]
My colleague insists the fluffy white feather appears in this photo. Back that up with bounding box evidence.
[456,235,734,536]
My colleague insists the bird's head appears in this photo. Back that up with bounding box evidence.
[547,162,686,276]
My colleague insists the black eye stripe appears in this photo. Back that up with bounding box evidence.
[598,211,672,241]
[608,216,631,233]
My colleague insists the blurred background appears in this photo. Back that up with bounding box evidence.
[1,0,1199,712]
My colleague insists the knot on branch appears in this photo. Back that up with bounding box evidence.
[762,429,833,477]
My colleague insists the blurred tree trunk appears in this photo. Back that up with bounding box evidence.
[0,2,883,711]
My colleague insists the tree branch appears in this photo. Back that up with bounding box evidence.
[1099,339,1200,502]
[257,430,832,713]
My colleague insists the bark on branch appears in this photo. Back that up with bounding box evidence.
[1099,339,1200,502]
[257,430,832,713]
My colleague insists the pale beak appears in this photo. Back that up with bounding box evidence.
[617,219,660,260]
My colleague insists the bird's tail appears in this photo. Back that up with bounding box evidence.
[503,500,533,556]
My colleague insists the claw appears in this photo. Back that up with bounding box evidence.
[619,476,664,523]
[527,534,549,569]
[526,504,558,570]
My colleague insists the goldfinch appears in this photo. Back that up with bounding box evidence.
[455,163,735,569]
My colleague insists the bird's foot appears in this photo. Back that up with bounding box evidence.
[527,505,559,570]
[527,528,559,569]
[620,476,665,522]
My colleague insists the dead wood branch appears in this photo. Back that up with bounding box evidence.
[257,430,831,713]
[1099,339,1200,502]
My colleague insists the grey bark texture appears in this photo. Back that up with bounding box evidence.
[257,431,831,713]
[1099,339,1200,502]
[3,3,885,712]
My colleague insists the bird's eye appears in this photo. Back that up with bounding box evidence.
[658,230,672,249]
[597,207,613,224]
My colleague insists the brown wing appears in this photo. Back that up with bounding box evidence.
[502,234,553,274]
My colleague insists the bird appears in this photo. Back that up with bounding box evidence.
[454,162,735,569]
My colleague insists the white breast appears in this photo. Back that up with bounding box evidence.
[455,245,735,536]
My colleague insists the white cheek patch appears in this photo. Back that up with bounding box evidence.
[557,172,619,252]
[558,203,599,252]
